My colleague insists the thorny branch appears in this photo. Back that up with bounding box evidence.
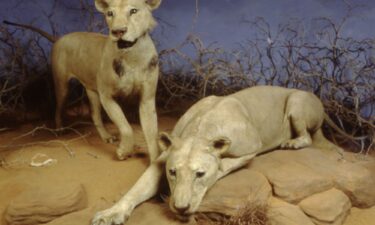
[157,6,374,153]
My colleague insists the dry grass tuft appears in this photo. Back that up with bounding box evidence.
[197,204,269,225]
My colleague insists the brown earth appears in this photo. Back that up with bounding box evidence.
[0,115,374,225]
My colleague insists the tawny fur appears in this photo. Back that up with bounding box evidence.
[54,0,161,161]
[92,86,344,225]
[5,0,162,161]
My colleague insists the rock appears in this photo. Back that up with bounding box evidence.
[4,183,87,225]
[249,148,375,207]
[343,206,375,225]
[126,201,196,225]
[267,197,314,225]
[299,188,351,225]
[45,207,96,225]
[296,150,375,208]
[199,169,272,216]
[333,161,375,208]
[249,149,334,203]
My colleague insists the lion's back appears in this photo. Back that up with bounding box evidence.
[51,32,107,89]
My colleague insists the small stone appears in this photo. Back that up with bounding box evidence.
[267,197,315,225]
[333,162,375,208]
[299,188,351,225]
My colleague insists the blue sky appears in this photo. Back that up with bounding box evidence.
[1,0,375,50]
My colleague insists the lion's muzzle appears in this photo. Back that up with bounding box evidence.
[174,203,191,215]
[170,180,195,218]
[111,27,127,39]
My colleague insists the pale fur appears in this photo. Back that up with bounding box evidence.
[92,86,344,225]
[52,0,161,160]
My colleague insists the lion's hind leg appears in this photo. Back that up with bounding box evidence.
[280,91,324,149]
[280,114,313,149]
[53,74,69,130]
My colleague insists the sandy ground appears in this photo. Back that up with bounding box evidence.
[0,116,177,225]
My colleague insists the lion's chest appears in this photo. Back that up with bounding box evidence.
[112,58,146,95]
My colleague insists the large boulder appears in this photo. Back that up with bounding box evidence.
[249,148,375,207]
[4,183,87,225]
[45,207,96,225]
[299,188,351,225]
[249,149,334,203]
[199,169,272,216]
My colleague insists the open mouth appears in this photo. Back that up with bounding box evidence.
[117,39,137,49]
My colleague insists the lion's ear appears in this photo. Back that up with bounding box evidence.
[156,132,173,163]
[209,136,231,156]
[158,132,173,152]
[146,0,162,10]
[95,0,109,13]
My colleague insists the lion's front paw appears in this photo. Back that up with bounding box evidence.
[104,135,118,144]
[91,207,130,225]
[116,148,134,160]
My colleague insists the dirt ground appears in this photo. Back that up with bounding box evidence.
[1,114,375,225]
[0,115,178,225]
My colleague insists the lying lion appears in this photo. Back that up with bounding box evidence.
[92,85,344,225]
[4,0,162,161]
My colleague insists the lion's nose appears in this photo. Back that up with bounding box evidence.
[174,204,190,214]
[111,27,128,38]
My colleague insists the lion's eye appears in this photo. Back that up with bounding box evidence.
[130,8,138,15]
[169,169,176,177]
[107,11,114,17]
[196,171,206,178]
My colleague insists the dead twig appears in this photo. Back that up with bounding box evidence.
[0,124,92,158]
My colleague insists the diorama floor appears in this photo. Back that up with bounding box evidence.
[0,115,374,225]
[0,116,178,225]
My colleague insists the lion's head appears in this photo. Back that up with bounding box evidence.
[95,0,161,48]
[157,132,231,220]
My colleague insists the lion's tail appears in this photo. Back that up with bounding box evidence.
[323,113,365,141]
[3,20,57,43]
[312,129,345,161]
